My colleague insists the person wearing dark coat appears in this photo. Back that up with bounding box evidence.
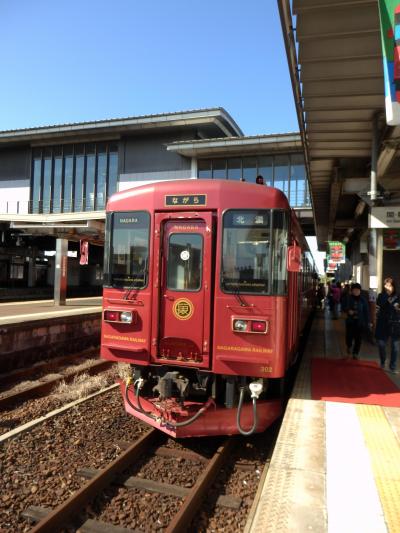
[375,277,400,373]
[342,283,369,359]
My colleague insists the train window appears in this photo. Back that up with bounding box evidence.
[221,210,271,294]
[270,211,288,294]
[108,211,150,289]
[167,233,203,291]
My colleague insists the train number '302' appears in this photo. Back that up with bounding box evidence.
[260,366,272,373]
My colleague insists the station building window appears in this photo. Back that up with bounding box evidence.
[197,154,310,208]
[31,142,119,213]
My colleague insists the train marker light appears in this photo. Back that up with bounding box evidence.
[104,310,119,322]
[251,320,267,333]
[232,317,268,334]
[233,319,248,332]
[104,310,133,323]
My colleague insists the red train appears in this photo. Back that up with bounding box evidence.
[101,179,316,437]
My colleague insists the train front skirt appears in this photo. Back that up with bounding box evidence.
[119,380,282,438]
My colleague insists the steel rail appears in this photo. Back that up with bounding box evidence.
[29,428,161,533]
[166,437,235,533]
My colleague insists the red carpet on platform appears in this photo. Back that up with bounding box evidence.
[311,358,400,407]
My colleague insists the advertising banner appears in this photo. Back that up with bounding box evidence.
[327,241,346,264]
[378,0,400,125]
[326,255,338,273]
[79,240,89,265]
[383,228,400,249]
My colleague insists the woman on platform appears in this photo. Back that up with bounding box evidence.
[375,277,400,373]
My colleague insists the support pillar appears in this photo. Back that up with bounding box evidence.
[368,112,382,326]
[191,157,198,178]
[54,238,68,306]
[367,229,383,327]
[369,229,378,292]
[377,229,383,294]
[27,247,37,288]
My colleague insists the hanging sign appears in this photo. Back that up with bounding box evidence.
[327,241,346,264]
[79,240,89,265]
[378,1,400,125]
[326,256,338,273]
[383,228,400,249]
[370,206,400,228]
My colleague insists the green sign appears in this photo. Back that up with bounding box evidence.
[327,241,346,264]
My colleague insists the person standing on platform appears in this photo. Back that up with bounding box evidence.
[330,282,341,319]
[317,283,325,309]
[343,282,369,359]
[375,277,400,373]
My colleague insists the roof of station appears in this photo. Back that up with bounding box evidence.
[279,0,400,249]
[0,108,243,145]
[166,132,303,157]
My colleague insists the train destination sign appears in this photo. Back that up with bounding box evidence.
[165,194,207,206]
[114,211,149,229]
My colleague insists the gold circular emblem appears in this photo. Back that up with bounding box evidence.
[173,298,194,320]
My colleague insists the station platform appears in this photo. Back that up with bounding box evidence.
[0,296,102,326]
[0,297,102,370]
[245,310,400,533]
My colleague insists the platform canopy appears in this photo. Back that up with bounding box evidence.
[279,0,400,249]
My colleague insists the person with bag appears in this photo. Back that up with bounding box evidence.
[375,277,400,373]
[342,282,369,359]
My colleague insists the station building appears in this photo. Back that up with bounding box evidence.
[0,108,312,300]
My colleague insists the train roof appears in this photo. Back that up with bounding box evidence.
[107,179,290,212]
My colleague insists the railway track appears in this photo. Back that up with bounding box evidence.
[1,382,276,532]
[23,429,236,533]
[0,358,113,410]
[0,348,99,388]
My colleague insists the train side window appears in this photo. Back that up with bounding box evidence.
[270,211,288,295]
[167,233,203,291]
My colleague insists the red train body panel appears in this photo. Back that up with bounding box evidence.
[101,179,316,437]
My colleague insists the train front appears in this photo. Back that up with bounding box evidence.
[101,180,295,437]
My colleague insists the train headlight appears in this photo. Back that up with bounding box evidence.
[233,319,248,332]
[120,311,133,324]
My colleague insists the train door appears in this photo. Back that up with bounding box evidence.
[287,240,301,363]
[153,212,213,369]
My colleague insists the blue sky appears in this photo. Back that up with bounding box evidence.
[0,0,298,135]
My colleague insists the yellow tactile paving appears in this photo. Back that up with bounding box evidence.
[356,404,400,533]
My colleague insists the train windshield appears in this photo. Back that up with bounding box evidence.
[221,210,288,295]
[108,211,150,288]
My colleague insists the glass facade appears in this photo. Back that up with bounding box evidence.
[197,154,310,207]
[31,142,118,213]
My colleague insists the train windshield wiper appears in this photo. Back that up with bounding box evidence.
[221,277,247,307]
[122,260,148,299]
[233,285,247,307]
